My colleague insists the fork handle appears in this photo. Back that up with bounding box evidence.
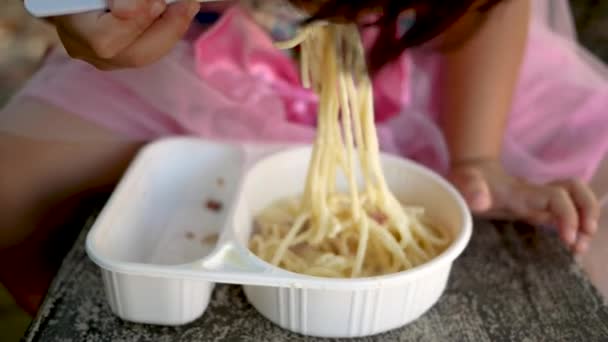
[24,0,221,17]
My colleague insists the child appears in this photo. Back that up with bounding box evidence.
[1,0,606,314]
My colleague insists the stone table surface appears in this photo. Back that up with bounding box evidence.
[24,218,608,342]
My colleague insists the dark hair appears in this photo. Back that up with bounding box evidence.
[304,0,504,72]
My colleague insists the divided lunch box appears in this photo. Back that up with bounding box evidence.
[86,138,472,338]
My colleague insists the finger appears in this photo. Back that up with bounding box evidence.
[476,208,511,220]
[65,0,166,60]
[525,210,553,228]
[573,233,591,255]
[108,0,150,19]
[57,26,86,59]
[57,27,122,70]
[113,1,199,67]
[555,180,600,236]
[506,186,538,218]
[448,167,492,213]
[520,185,551,212]
[547,187,579,246]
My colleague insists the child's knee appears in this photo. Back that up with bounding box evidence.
[0,131,140,247]
[0,134,59,248]
[0,158,38,247]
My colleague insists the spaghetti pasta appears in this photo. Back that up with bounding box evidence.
[249,23,450,278]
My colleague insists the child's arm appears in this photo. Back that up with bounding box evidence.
[438,0,599,254]
[438,0,530,166]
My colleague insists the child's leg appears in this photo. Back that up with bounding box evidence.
[0,97,143,314]
[440,14,608,291]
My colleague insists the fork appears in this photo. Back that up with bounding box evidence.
[24,0,225,17]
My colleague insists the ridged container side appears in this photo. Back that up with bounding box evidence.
[100,269,214,325]
[242,263,453,338]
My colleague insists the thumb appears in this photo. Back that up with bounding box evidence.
[449,167,493,213]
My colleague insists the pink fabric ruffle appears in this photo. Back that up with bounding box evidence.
[7,3,608,184]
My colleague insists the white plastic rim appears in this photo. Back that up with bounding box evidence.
[85,138,472,335]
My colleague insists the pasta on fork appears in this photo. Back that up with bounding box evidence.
[250,23,451,278]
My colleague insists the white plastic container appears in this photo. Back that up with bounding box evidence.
[86,137,472,338]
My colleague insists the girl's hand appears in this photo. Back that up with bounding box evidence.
[51,0,200,70]
[448,159,600,254]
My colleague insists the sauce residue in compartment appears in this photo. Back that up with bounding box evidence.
[205,199,223,212]
[201,233,219,246]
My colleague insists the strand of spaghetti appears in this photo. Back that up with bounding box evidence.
[369,233,390,274]
[368,220,411,269]
[328,62,348,177]
[361,75,417,248]
[358,91,379,204]
[346,69,372,199]
[305,267,344,278]
[273,25,313,50]
[303,59,326,236]
[275,21,331,50]
[301,31,330,211]
[358,81,383,195]
[324,60,345,228]
[271,213,310,265]
[300,37,311,88]
[411,218,449,246]
[311,28,339,243]
[292,228,313,245]
[334,30,371,277]
[338,68,361,220]
[333,24,409,270]
[352,213,369,277]
[314,69,335,241]
[281,250,309,272]
[249,235,267,259]
[357,77,413,246]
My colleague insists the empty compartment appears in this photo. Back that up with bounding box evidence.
[86,138,245,325]
[89,138,242,266]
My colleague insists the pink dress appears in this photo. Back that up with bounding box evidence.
[4,0,608,186]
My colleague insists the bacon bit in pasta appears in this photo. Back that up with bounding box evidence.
[185,231,195,240]
[201,233,219,246]
[252,220,263,234]
[289,242,307,254]
[206,199,223,212]
[290,242,315,256]
[370,211,388,225]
